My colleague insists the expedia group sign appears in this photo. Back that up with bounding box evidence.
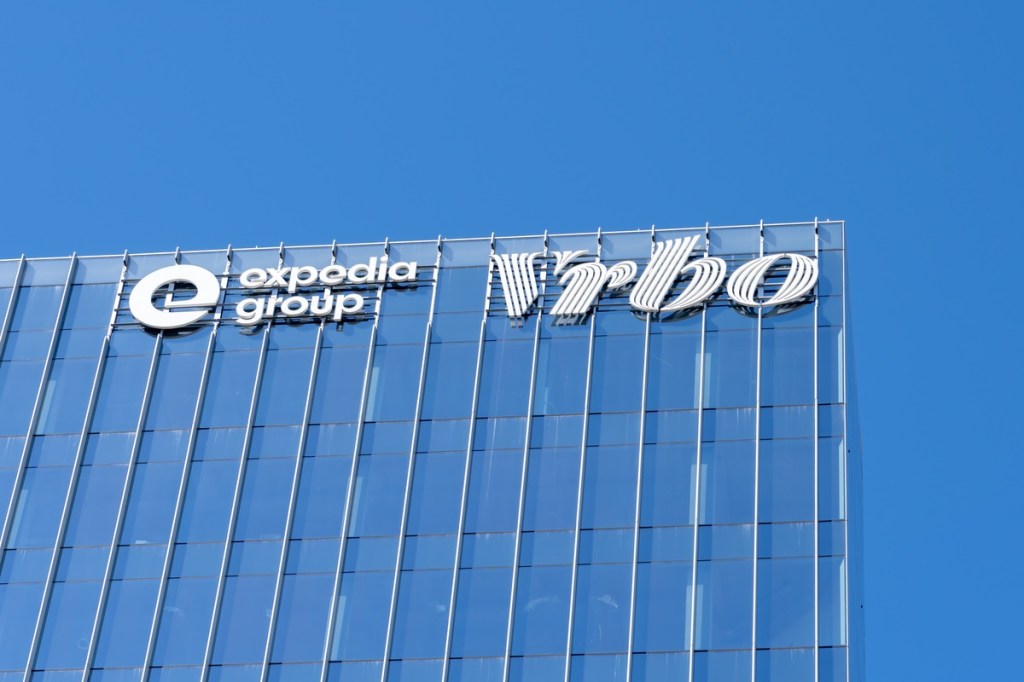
[128,236,817,330]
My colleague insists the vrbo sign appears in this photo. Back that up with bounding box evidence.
[494,235,818,319]
[129,257,417,330]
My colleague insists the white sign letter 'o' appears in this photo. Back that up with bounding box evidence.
[726,253,818,308]
[129,264,221,329]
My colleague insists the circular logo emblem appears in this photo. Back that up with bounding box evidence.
[128,264,221,329]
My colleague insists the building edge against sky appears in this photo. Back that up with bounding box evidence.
[0,220,862,682]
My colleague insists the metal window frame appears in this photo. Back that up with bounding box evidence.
[749,220,765,682]
[140,248,232,676]
[813,218,821,682]
[317,241,390,682]
[500,233,549,682]
[687,223,712,681]
[378,237,443,682]
[80,322,165,676]
[439,235,498,681]
[22,257,123,680]
[561,235,601,682]
[0,255,75,564]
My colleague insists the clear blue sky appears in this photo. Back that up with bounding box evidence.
[2,3,1021,679]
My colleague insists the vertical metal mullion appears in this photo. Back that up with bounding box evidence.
[624,307,653,682]
[440,247,495,681]
[141,248,232,676]
[378,240,443,682]
[317,241,389,682]
[812,219,821,682]
[500,235,548,682]
[0,256,75,563]
[259,320,326,680]
[561,244,601,682]
[749,221,765,682]
[24,260,124,679]
[81,325,164,679]
[687,224,711,682]
[840,221,851,682]
[0,256,26,358]
[198,321,274,682]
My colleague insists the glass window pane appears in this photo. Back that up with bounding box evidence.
[146,353,206,430]
[92,354,153,433]
[291,457,351,539]
[571,563,632,654]
[349,454,408,537]
[365,345,422,422]
[640,443,696,527]
[761,328,813,406]
[464,449,522,534]
[534,337,588,415]
[93,579,160,667]
[758,440,814,523]
[450,567,511,658]
[121,461,184,544]
[35,580,102,668]
[64,465,128,546]
[331,571,393,660]
[0,360,46,436]
[389,570,451,659]
[646,333,700,411]
[634,562,692,653]
[589,335,644,413]
[694,560,753,650]
[36,358,97,434]
[581,446,637,530]
[234,459,295,541]
[477,341,533,418]
[406,452,464,535]
[421,342,478,420]
[0,582,43,670]
[10,285,65,331]
[511,565,571,655]
[699,441,755,525]
[309,346,367,425]
[10,466,73,548]
[270,573,333,663]
[201,352,261,428]
[756,558,814,648]
[523,448,581,532]
[178,461,239,543]
[212,575,276,664]
[703,330,757,408]
[152,577,218,666]
[255,348,315,426]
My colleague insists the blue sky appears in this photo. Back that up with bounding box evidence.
[2,3,1022,679]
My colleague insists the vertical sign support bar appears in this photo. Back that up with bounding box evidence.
[441,238,497,681]
[562,232,601,682]
[750,221,765,682]
[81,324,164,679]
[25,257,125,679]
[318,239,391,682]
[0,256,75,566]
[142,247,232,676]
[378,238,443,682]
[687,223,711,682]
[812,218,821,682]
[501,233,548,682]
[625,230,656,681]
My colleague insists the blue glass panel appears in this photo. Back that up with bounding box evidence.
[360,421,413,454]
[447,657,503,682]
[349,454,408,537]
[254,348,315,426]
[431,312,482,343]
[589,335,644,413]
[270,573,334,662]
[581,446,637,530]
[234,458,294,541]
[305,424,357,457]
[760,327,813,406]
[386,659,442,682]
[631,653,688,682]
[421,342,478,420]
[459,532,515,568]
[145,353,205,430]
[120,461,183,545]
[178,460,238,542]
[758,523,815,559]
[113,545,166,579]
[476,341,534,418]
[754,648,815,682]
[10,285,64,331]
[464,449,521,533]
[266,664,319,682]
[758,439,814,523]
[149,667,202,682]
[519,530,574,567]
[406,452,464,535]
[343,537,398,572]
[194,428,246,461]
[511,565,571,655]
[138,430,190,463]
[694,560,753,650]
[64,465,128,546]
[0,360,45,435]
[692,650,752,682]
[10,466,73,548]
[416,419,469,452]
[326,661,382,682]
[702,330,757,408]
[473,417,527,450]
[309,345,367,425]
[248,426,300,459]
[640,443,696,527]
[83,433,133,465]
[756,558,814,648]
[93,579,159,667]
[818,437,846,522]
[211,574,276,664]
[571,563,631,654]
[401,535,456,570]
[56,547,108,581]
[91,354,152,432]
[149,577,216,659]
[819,557,848,646]
[36,357,97,434]
[530,415,583,448]
[28,434,77,466]
[633,562,691,653]
[586,413,640,447]
[365,345,422,422]
[390,569,451,658]
[3,330,54,361]
[0,583,43,669]
[376,314,428,345]
[522,448,581,532]
[0,548,51,583]
[450,567,512,657]
[534,337,588,415]
[170,543,223,578]
[646,333,700,411]
[200,351,260,428]
[435,267,488,313]
[508,656,564,682]
[699,441,755,525]
[55,327,106,359]
[227,543,279,577]
[291,456,351,539]
[34,580,102,668]
[578,529,632,564]
[638,526,693,563]
[285,538,339,574]
[819,647,848,682]
[701,407,755,441]
[568,654,627,681]
[331,571,393,660]
[63,284,117,329]
[698,525,753,561]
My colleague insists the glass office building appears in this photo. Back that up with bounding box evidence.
[0,221,862,682]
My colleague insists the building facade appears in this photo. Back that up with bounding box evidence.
[0,221,862,682]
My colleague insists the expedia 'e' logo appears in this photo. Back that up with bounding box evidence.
[129,264,221,330]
